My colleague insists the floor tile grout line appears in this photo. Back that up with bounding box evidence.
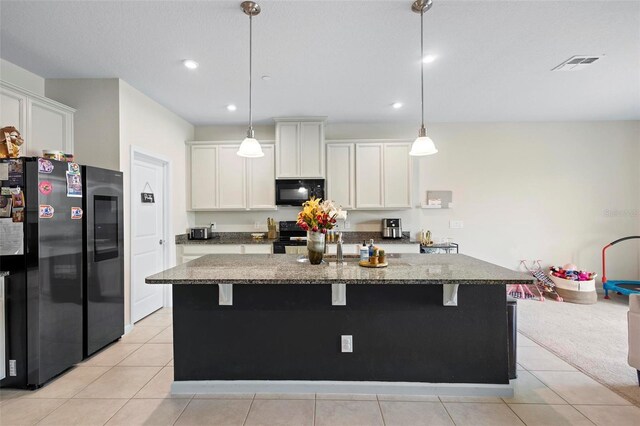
[519,370,632,407]
[503,401,530,425]
[66,364,116,399]
[438,398,458,426]
[170,394,195,426]
[128,365,166,400]
[376,394,387,426]
[241,393,256,426]
[518,329,639,406]
[174,394,197,425]
[313,394,316,426]
[33,397,76,425]
[564,404,597,426]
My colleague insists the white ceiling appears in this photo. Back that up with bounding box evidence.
[1,0,639,125]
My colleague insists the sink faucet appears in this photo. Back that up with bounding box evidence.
[336,232,344,263]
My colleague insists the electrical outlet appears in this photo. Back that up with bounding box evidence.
[210,222,216,230]
[341,335,353,353]
[344,221,351,229]
[9,360,16,376]
[449,220,464,229]
[254,221,261,229]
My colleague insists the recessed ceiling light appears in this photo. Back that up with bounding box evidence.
[261,75,271,81]
[392,102,403,109]
[422,54,437,64]
[226,104,237,112]
[182,59,199,69]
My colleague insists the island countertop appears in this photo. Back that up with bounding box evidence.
[146,254,534,285]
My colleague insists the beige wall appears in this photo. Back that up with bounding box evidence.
[45,79,120,170]
[0,58,45,95]
[119,80,194,325]
[193,121,640,280]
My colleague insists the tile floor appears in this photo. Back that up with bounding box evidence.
[1,308,639,425]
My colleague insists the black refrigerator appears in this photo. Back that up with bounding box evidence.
[0,157,83,388]
[82,165,124,358]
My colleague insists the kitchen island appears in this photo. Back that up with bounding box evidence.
[146,254,533,397]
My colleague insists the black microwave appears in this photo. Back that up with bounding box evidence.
[275,179,325,206]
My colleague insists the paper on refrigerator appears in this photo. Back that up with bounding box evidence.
[0,218,23,255]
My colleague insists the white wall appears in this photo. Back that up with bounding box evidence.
[45,79,120,170]
[0,58,45,95]
[119,80,194,325]
[193,121,640,280]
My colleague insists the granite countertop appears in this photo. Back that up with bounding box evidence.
[146,254,534,285]
[175,232,417,246]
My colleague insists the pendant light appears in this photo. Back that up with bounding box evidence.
[409,0,438,157]
[237,1,264,158]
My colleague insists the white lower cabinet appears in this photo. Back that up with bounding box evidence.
[189,142,276,211]
[177,244,273,264]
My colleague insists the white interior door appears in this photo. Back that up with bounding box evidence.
[132,155,166,323]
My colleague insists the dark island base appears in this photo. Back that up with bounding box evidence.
[173,284,509,385]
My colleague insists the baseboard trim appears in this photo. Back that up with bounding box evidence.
[171,380,513,397]
[123,323,134,336]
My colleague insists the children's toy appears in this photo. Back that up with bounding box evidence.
[0,126,24,158]
[522,260,563,301]
[549,265,597,304]
[602,236,640,299]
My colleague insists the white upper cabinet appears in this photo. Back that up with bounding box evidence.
[383,143,412,208]
[355,143,385,209]
[275,122,299,177]
[0,81,74,157]
[299,122,324,178]
[191,145,218,209]
[326,143,355,209]
[353,141,412,210]
[217,145,247,209]
[275,118,325,178]
[248,144,276,209]
[189,142,276,211]
[0,85,27,137]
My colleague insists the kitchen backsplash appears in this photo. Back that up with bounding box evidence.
[189,208,419,234]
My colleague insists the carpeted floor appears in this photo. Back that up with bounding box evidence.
[518,292,640,407]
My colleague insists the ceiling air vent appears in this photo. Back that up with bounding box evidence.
[552,55,602,71]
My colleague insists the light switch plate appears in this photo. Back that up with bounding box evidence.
[344,221,351,229]
[9,360,16,376]
[449,220,464,229]
[341,335,353,353]
[210,222,216,230]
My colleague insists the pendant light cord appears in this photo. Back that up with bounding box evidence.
[249,13,253,134]
[420,6,424,130]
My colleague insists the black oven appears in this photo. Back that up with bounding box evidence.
[275,179,324,206]
[273,221,307,254]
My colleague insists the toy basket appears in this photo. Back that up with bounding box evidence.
[548,274,597,304]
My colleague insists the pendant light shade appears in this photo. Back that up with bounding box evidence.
[238,131,264,158]
[410,128,438,156]
[237,1,264,158]
[410,0,437,157]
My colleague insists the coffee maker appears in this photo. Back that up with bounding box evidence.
[382,218,402,239]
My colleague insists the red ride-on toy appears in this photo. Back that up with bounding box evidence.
[602,236,640,299]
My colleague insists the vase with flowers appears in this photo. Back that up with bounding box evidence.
[297,197,345,264]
